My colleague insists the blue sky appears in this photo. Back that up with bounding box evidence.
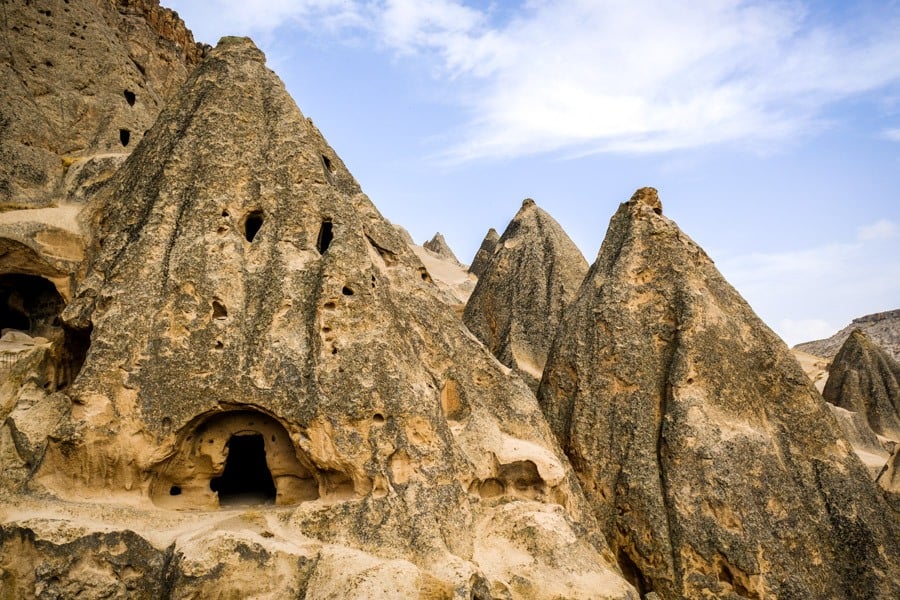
[163,0,900,346]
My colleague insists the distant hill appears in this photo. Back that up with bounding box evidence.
[794,309,900,361]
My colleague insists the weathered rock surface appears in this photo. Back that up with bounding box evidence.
[796,308,900,361]
[468,227,499,278]
[791,348,829,392]
[824,329,900,441]
[464,200,588,390]
[0,37,637,599]
[423,232,461,264]
[539,188,900,599]
[0,0,202,210]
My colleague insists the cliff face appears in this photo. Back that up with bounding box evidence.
[0,37,636,600]
[538,188,900,600]
[463,200,588,390]
[0,0,202,210]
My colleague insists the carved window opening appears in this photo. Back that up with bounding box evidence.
[210,433,276,506]
[119,129,130,147]
[244,210,264,242]
[124,90,136,106]
[317,220,333,254]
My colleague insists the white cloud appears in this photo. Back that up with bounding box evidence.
[885,128,900,142]
[857,219,897,241]
[166,0,900,161]
[716,236,900,347]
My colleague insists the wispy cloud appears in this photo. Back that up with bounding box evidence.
[166,0,900,162]
[883,128,900,142]
[857,219,897,241]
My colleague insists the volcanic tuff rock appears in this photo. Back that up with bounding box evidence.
[0,0,202,210]
[463,200,588,390]
[823,330,900,459]
[538,188,900,599]
[423,232,461,264]
[795,308,900,361]
[468,227,499,278]
[0,37,637,599]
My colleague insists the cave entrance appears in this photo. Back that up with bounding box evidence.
[209,433,276,506]
[0,273,64,337]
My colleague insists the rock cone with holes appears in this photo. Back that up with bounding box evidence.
[538,188,900,599]
[464,199,588,390]
[0,37,637,599]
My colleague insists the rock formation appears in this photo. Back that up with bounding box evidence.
[423,232,461,264]
[468,227,499,278]
[823,329,900,441]
[538,188,900,599]
[0,0,202,210]
[795,308,900,361]
[464,200,588,390]
[0,37,637,599]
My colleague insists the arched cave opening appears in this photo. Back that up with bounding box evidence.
[0,273,91,390]
[209,433,277,506]
[0,273,63,336]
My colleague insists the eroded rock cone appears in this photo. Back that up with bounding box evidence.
[824,329,900,441]
[539,187,900,599]
[422,232,460,264]
[2,38,637,599]
[464,199,588,390]
[795,308,900,361]
[0,0,202,209]
[468,227,499,278]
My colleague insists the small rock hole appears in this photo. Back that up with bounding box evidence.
[342,286,354,296]
[170,485,182,496]
[119,129,130,147]
[214,340,224,350]
[323,301,336,310]
[373,413,385,424]
[124,90,136,106]
[317,220,333,254]
[244,210,264,242]
[221,209,229,217]
[212,300,227,319]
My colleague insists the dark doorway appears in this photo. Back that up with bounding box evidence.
[0,274,64,336]
[209,433,276,506]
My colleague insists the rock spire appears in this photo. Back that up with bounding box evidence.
[539,187,900,599]
[468,227,500,278]
[823,329,900,440]
[463,199,588,390]
[422,232,461,264]
[0,37,636,599]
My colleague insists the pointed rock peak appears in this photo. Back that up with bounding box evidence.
[213,36,267,62]
[521,197,536,208]
[468,227,500,278]
[464,200,588,390]
[422,232,460,263]
[539,188,899,598]
[824,327,900,441]
[23,30,632,598]
[628,186,662,214]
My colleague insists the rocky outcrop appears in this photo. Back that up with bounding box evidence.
[423,232,460,264]
[0,38,637,599]
[538,188,900,599]
[796,308,900,361]
[468,227,499,278]
[824,329,900,441]
[464,200,588,390]
[0,0,203,210]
